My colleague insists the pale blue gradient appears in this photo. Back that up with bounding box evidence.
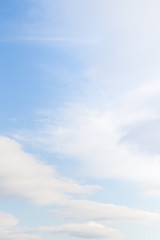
[1,1,160,240]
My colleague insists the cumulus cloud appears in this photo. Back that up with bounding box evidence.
[30,222,123,239]
[0,211,40,240]
[0,136,98,205]
[50,199,160,225]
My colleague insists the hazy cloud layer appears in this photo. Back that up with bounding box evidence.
[51,200,160,224]
[0,211,40,240]
[2,1,160,240]
[31,90,160,197]
[30,222,123,239]
[17,0,160,199]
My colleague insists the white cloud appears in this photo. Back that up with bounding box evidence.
[50,200,160,225]
[140,181,160,198]
[0,212,18,230]
[4,1,160,239]
[30,222,123,239]
[0,136,98,205]
[14,0,160,198]
[0,211,40,240]
[25,78,160,197]
[16,0,160,198]
[0,232,41,240]
[32,101,160,180]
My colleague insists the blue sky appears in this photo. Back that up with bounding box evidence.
[1,0,160,239]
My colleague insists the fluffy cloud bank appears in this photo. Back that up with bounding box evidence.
[30,222,123,239]
[0,136,98,205]
[0,211,40,240]
[50,199,160,225]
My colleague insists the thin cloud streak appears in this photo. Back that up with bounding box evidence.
[50,199,160,225]
[18,37,99,45]
[29,222,123,239]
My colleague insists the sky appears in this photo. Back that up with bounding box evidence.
[1,0,160,239]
